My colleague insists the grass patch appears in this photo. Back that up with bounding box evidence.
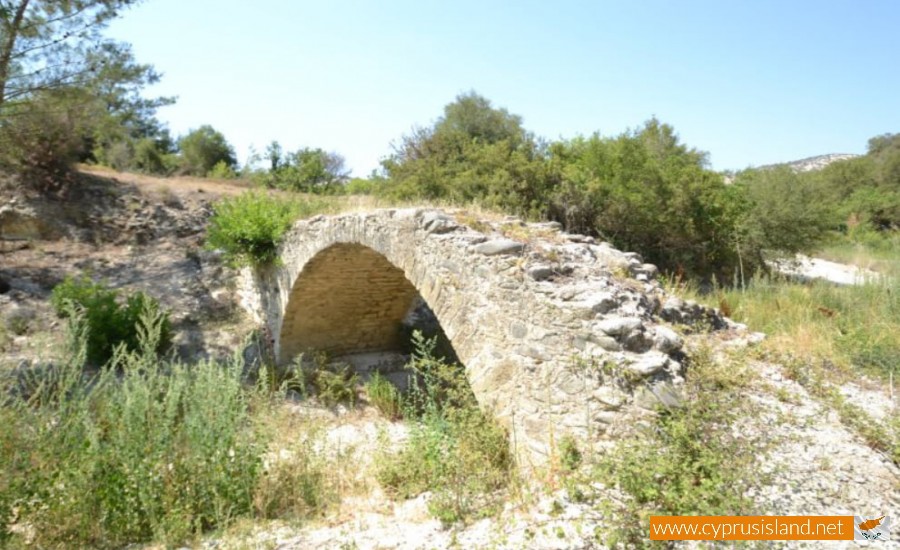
[815,229,900,277]
[364,371,403,420]
[374,331,513,524]
[0,311,337,548]
[675,271,899,382]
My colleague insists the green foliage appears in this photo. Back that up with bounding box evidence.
[345,176,379,195]
[208,159,238,179]
[550,120,747,278]
[205,192,331,267]
[50,276,172,365]
[816,228,900,277]
[0,311,271,547]
[364,372,403,419]
[750,136,900,235]
[732,165,835,266]
[557,435,582,473]
[0,91,91,190]
[376,93,900,280]
[177,125,237,176]
[0,5,173,185]
[252,418,334,521]
[596,348,762,545]
[375,331,512,524]
[302,355,359,407]
[132,136,176,174]
[0,1,141,108]
[82,42,176,173]
[702,272,900,381]
[379,91,555,218]
[262,143,350,194]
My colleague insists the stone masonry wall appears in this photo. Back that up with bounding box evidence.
[238,208,731,468]
[279,243,420,359]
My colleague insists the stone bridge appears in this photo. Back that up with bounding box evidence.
[237,208,726,466]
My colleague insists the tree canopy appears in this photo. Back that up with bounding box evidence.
[261,144,349,193]
[0,0,141,108]
[177,125,236,177]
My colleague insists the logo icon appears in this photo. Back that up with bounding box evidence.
[854,515,891,541]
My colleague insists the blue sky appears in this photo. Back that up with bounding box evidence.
[108,0,900,177]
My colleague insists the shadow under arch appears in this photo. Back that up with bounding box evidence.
[278,242,458,365]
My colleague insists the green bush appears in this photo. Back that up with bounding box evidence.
[304,360,359,407]
[364,372,403,420]
[132,137,173,175]
[50,276,171,365]
[595,348,764,545]
[375,331,512,523]
[263,146,350,194]
[548,121,752,279]
[208,159,238,179]
[0,311,271,547]
[205,192,325,267]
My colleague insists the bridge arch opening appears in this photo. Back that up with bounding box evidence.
[278,243,457,371]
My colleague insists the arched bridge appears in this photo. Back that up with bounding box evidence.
[237,208,726,465]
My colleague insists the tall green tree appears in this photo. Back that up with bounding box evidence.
[177,125,236,176]
[550,119,745,278]
[0,0,141,109]
[263,143,350,193]
[732,166,834,265]
[380,91,554,216]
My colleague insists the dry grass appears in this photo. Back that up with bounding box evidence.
[666,265,898,383]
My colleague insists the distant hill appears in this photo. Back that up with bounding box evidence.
[760,153,860,173]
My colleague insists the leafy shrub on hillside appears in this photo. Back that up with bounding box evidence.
[206,192,331,267]
[50,276,171,364]
[380,92,556,220]
[262,144,350,194]
[732,165,835,268]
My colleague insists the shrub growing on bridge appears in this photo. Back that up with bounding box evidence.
[206,191,330,267]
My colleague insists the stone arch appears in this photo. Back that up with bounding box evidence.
[279,243,422,361]
[237,208,723,467]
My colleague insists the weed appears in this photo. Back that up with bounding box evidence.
[557,435,582,473]
[374,331,513,524]
[290,352,359,407]
[253,421,334,521]
[0,310,270,547]
[50,275,172,365]
[592,347,766,545]
[364,372,403,420]
[311,364,359,407]
[453,212,492,234]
